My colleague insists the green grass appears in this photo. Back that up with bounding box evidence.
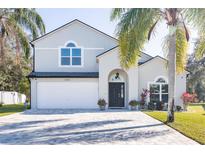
[144,108,205,144]
[187,103,205,112]
[0,104,25,117]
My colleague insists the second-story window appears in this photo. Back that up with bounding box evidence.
[60,42,82,66]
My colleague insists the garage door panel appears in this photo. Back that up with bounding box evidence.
[37,79,98,109]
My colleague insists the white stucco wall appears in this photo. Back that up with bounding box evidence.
[138,56,187,106]
[33,20,118,72]
[30,79,37,109]
[98,47,138,108]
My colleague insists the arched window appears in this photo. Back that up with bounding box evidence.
[60,41,82,66]
[156,78,166,83]
[66,42,76,47]
[149,77,168,103]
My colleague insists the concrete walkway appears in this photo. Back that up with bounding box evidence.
[0,110,199,145]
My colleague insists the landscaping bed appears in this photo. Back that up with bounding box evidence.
[0,104,25,117]
[144,109,205,144]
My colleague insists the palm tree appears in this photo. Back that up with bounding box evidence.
[0,8,45,63]
[111,8,205,122]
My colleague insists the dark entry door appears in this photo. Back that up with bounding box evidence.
[109,82,125,108]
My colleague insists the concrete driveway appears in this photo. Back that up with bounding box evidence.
[0,110,199,145]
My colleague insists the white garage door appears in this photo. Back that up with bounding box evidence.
[37,79,98,109]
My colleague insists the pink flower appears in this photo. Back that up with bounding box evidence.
[181,92,197,104]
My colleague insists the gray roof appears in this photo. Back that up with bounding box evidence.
[28,72,99,78]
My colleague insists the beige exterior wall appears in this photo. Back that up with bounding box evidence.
[98,47,139,108]
[138,57,187,106]
[33,20,118,72]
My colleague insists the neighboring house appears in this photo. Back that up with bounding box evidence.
[28,19,187,109]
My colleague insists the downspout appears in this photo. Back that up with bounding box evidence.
[28,42,35,109]
[30,42,35,72]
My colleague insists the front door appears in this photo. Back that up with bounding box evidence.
[109,82,125,108]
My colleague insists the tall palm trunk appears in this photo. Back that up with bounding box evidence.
[167,26,176,122]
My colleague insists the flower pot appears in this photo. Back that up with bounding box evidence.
[130,105,137,110]
[99,105,106,111]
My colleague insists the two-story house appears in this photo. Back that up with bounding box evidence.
[28,19,187,109]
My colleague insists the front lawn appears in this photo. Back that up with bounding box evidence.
[144,108,205,144]
[0,104,25,117]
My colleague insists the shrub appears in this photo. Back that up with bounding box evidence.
[129,100,140,106]
[156,101,164,110]
[140,89,150,106]
[148,102,155,110]
[97,99,107,107]
[0,102,3,107]
[176,105,182,111]
[181,92,198,105]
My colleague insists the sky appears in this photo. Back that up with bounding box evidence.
[37,8,198,57]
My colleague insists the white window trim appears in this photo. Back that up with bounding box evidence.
[58,45,84,67]
[154,76,168,83]
[147,76,168,103]
[64,40,78,47]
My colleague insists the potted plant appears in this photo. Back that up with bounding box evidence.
[176,105,182,112]
[129,100,140,110]
[97,99,107,111]
[24,99,29,109]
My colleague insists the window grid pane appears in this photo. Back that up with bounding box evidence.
[61,57,70,65]
[72,48,81,56]
[162,94,168,103]
[150,94,160,103]
[72,57,81,65]
[150,84,160,93]
[61,48,70,56]
[161,84,168,93]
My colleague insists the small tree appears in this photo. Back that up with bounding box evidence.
[0,50,31,98]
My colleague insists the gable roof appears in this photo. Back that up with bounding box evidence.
[96,45,153,60]
[31,19,118,44]
[139,56,190,74]
[96,45,119,58]
[138,55,167,66]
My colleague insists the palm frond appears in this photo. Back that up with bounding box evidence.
[7,17,30,60]
[11,13,38,39]
[12,9,45,39]
[14,25,30,59]
[0,8,45,61]
[183,8,205,33]
[114,8,161,68]
[110,8,126,21]
[195,36,205,59]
